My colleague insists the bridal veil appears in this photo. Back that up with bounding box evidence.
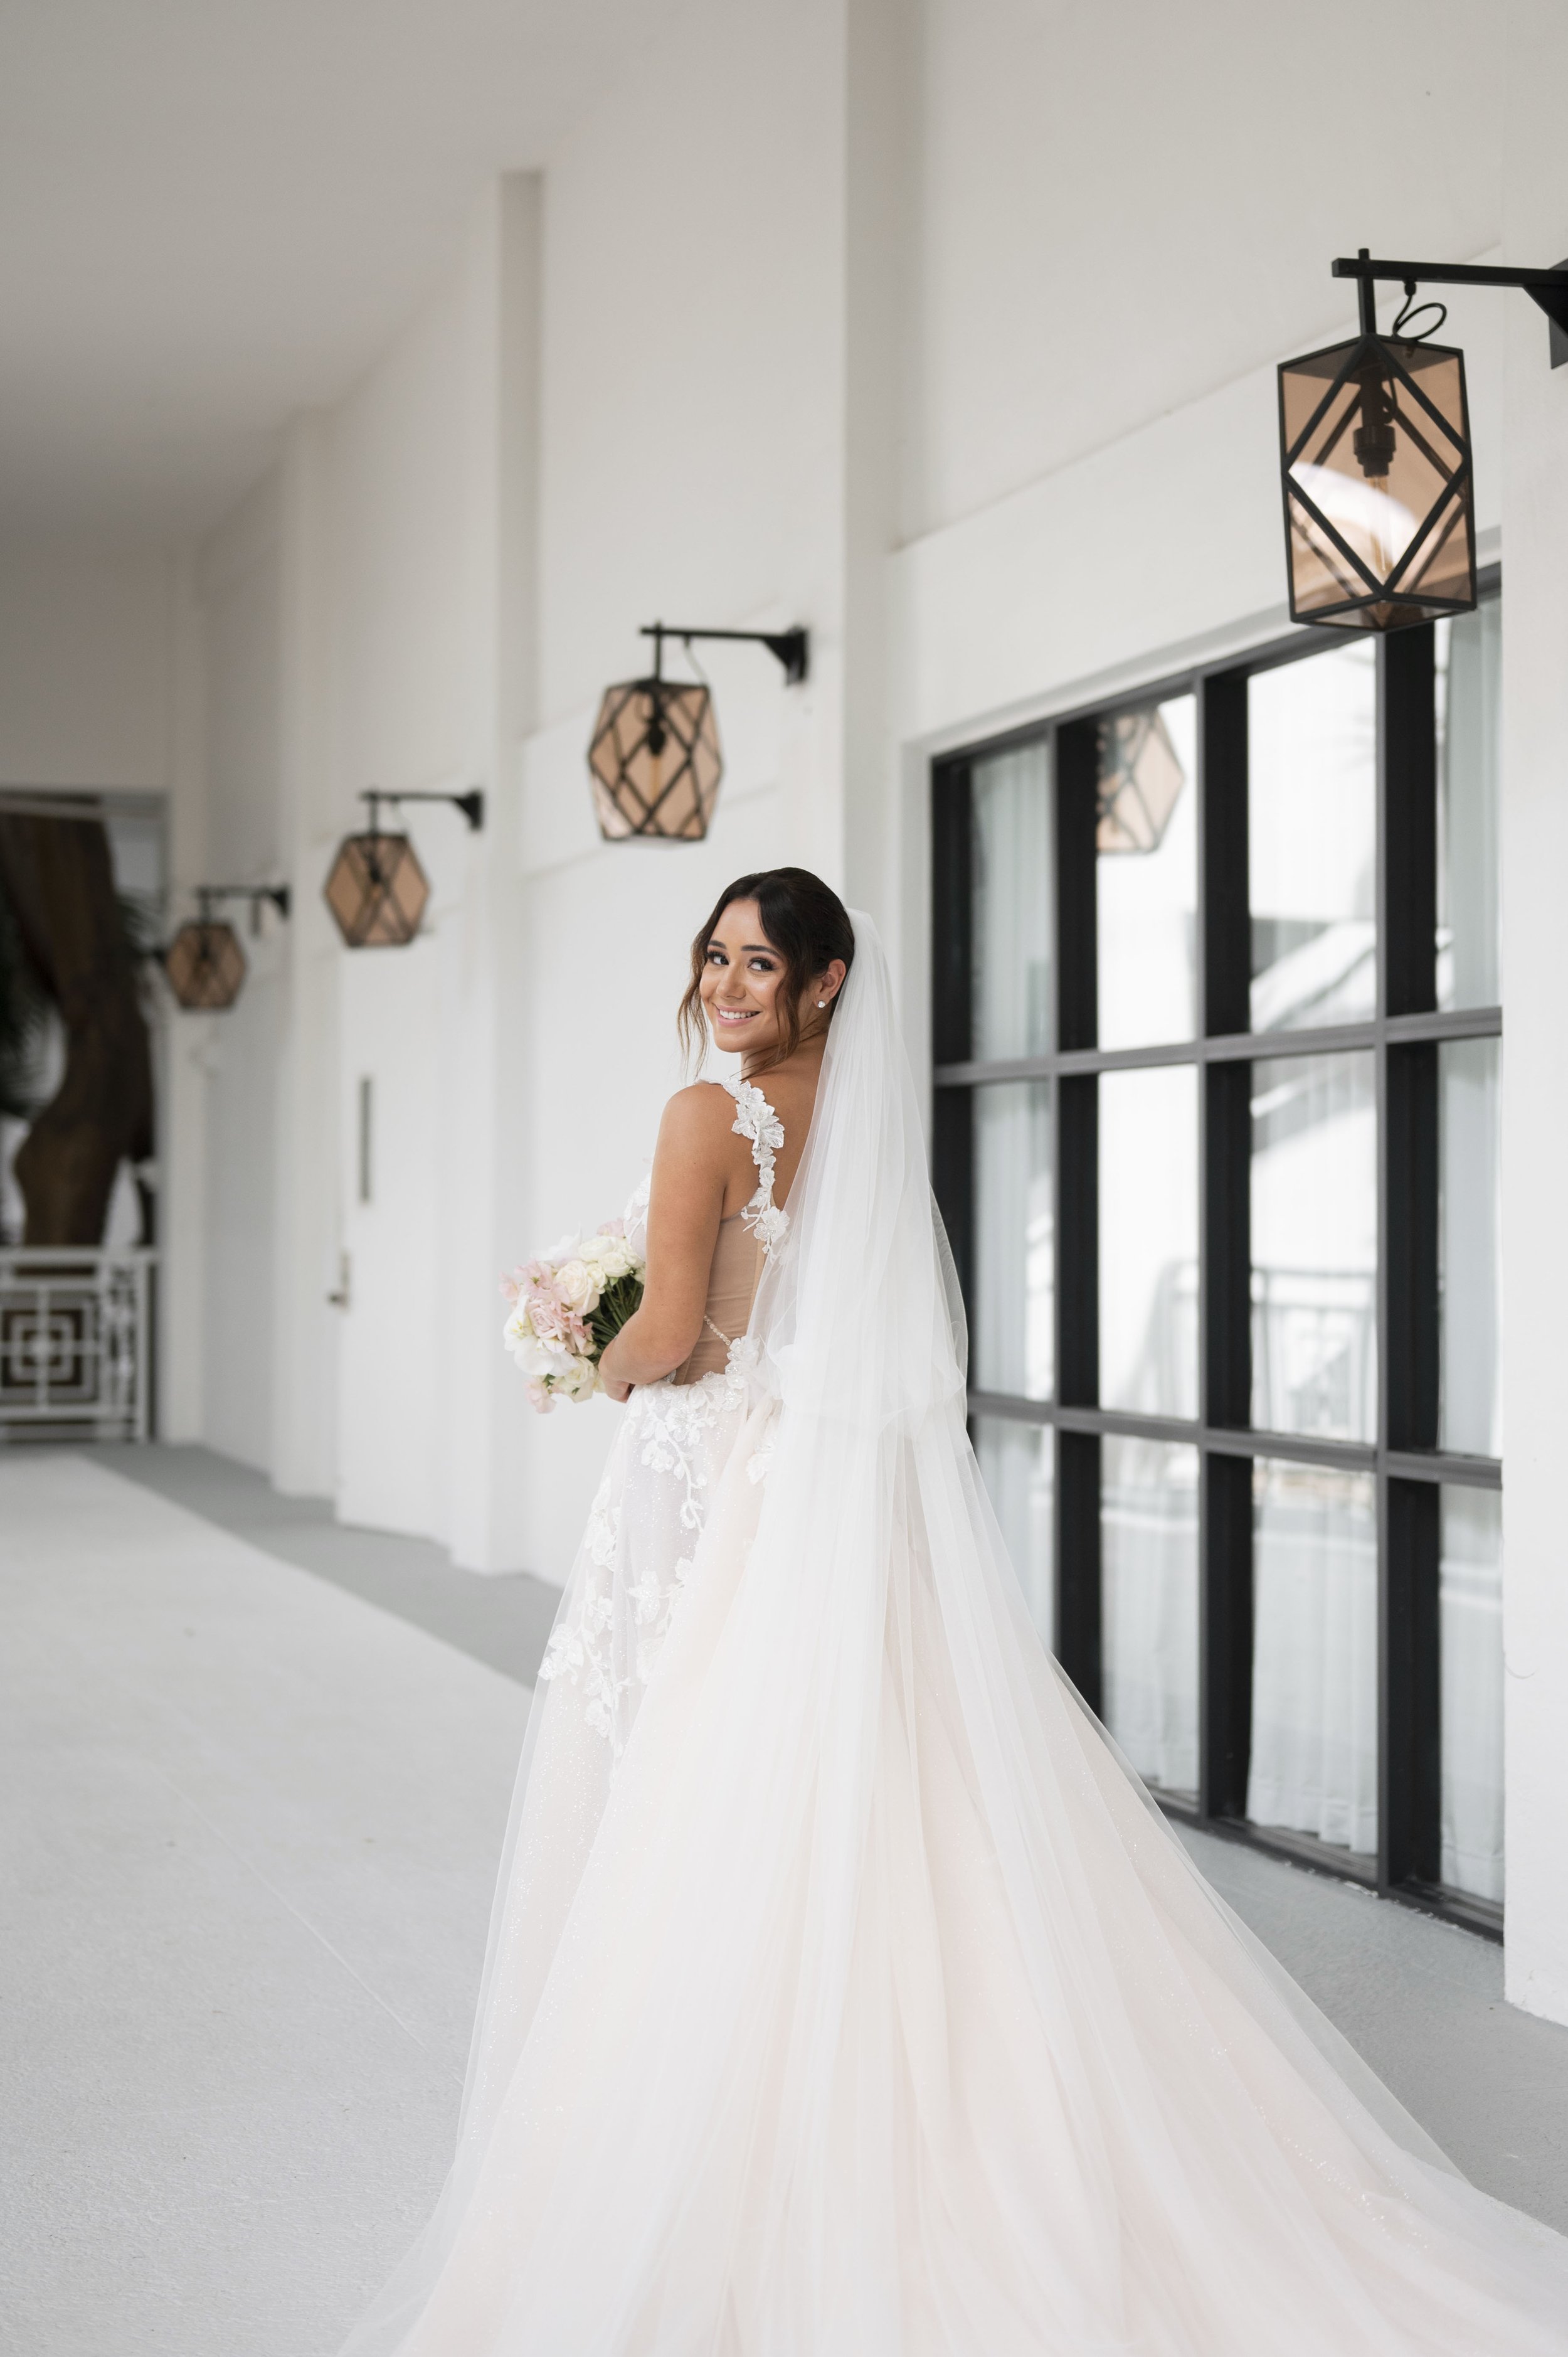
[342,913,1568,2356]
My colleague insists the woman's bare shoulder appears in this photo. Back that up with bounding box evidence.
[655,1081,740,1158]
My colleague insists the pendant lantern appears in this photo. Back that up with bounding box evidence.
[323,790,482,949]
[586,624,808,843]
[163,884,289,1011]
[165,913,246,1010]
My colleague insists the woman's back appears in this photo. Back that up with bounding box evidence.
[674,1065,816,1383]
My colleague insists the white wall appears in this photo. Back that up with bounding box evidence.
[0,538,172,791]
[903,0,1503,540]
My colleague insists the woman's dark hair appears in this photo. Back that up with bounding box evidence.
[678,868,855,1075]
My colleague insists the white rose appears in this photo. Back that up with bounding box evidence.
[559,1356,600,1403]
[590,1238,636,1282]
[554,1258,601,1314]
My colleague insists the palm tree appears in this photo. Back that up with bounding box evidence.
[0,814,154,1246]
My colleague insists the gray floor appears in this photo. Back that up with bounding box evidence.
[4,1444,1568,2357]
[92,1442,561,1686]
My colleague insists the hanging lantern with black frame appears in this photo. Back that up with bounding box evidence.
[164,883,290,1012]
[587,622,808,842]
[1279,247,1568,634]
[324,788,484,949]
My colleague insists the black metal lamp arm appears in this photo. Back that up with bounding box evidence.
[638,622,810,687]
[194,883,292,921]
[1333,247,1568,353]
[358,787,485,833]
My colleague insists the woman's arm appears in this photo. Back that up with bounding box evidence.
[598,1086,737,1397]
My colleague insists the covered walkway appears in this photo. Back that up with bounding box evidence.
[4,1449,1565,2356]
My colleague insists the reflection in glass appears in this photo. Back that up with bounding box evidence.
[1102,1437,1198,1794]
[973,1083,1052,1400]
[975,1417,1054,1649]
[972,741,1051,1060]
[1099,1067,1197,1418]
[1436,601,1501,1011]
[1097,695,1197,1050]
[1249,644,1377,1031]
[1248,1460,1377,1856]
[1251,1053,1376,1442]
[1441,1486,1503,1902]
[1440,1040,1502,1457]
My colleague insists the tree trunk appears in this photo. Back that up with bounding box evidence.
[0,814,154,1246]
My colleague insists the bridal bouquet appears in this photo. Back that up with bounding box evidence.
[501,1220,645,1412]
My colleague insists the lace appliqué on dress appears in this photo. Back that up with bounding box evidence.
[723,1076,789,1255]
[536,1338,758,1749]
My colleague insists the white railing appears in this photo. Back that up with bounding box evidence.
[0,1247,154,1442]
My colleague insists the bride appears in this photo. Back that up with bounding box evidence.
[344,867,1568,2356]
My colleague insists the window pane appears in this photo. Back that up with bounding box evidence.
[975,1417,1054,1649]
[1252,1052,1376,1442]
[972,741,1051,1060]
[1102,1437,1198,1796]
[1441,1486,1503,1903]
[1436,601,1501,1011]
[1099,1066,1197,1418]
[1097,694,1197,1050]
[1439,1037,1502,1459]
[973,1082,1052,1399]
[1249,644,1377,1031]
[1248,1460,1377,1857]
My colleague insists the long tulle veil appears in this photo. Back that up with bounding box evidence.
[343,913,1568,2357]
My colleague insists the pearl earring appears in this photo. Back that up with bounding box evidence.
[816,999,827,1008]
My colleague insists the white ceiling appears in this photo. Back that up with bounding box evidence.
[0,0,660,538]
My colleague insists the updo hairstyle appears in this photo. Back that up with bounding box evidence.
[677,867,856,1077]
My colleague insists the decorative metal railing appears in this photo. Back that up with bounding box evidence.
[0,1248,154,1441]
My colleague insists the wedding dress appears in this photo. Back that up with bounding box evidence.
[342,914,1568,2357]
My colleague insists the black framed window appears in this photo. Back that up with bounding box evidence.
[934,576,1503,1936]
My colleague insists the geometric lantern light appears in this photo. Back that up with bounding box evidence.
[163,885,289,1011]
[324,789,484,949]
[1280,246,1568,634]
[587,621,808,842]
[1096,706,1186,854]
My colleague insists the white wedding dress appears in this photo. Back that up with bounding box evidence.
[342,916,1568,2357]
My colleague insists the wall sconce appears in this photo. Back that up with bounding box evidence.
[164,884,290,1011]
[324,788,484,949]
[1279,246,1568,633]
[587,622,808,841]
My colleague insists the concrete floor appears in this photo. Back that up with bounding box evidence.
[4,1445,1567,2356]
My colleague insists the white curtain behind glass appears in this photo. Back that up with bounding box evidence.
[1436,600,1502,1011]
[1102,1437,1199,1794]
[1441,1039,1502,1458]
[1441,1486,1504,1902]
[1248,1462,1377,1856]
[972,744,1051,1060]
[1251,1054,1377,1444]
[974,1085,1052,1399]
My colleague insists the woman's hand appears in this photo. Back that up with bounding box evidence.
[600,1368,634,1405]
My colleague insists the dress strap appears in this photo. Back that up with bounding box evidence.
[721,1075,790,1257]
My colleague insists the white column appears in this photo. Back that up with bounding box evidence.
[1499,1,1568,2024]
[157,551,210,1440]
[269,415,342,1497]
[442,173,544,1570]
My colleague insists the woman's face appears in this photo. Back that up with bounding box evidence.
[699,898,840,1058]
